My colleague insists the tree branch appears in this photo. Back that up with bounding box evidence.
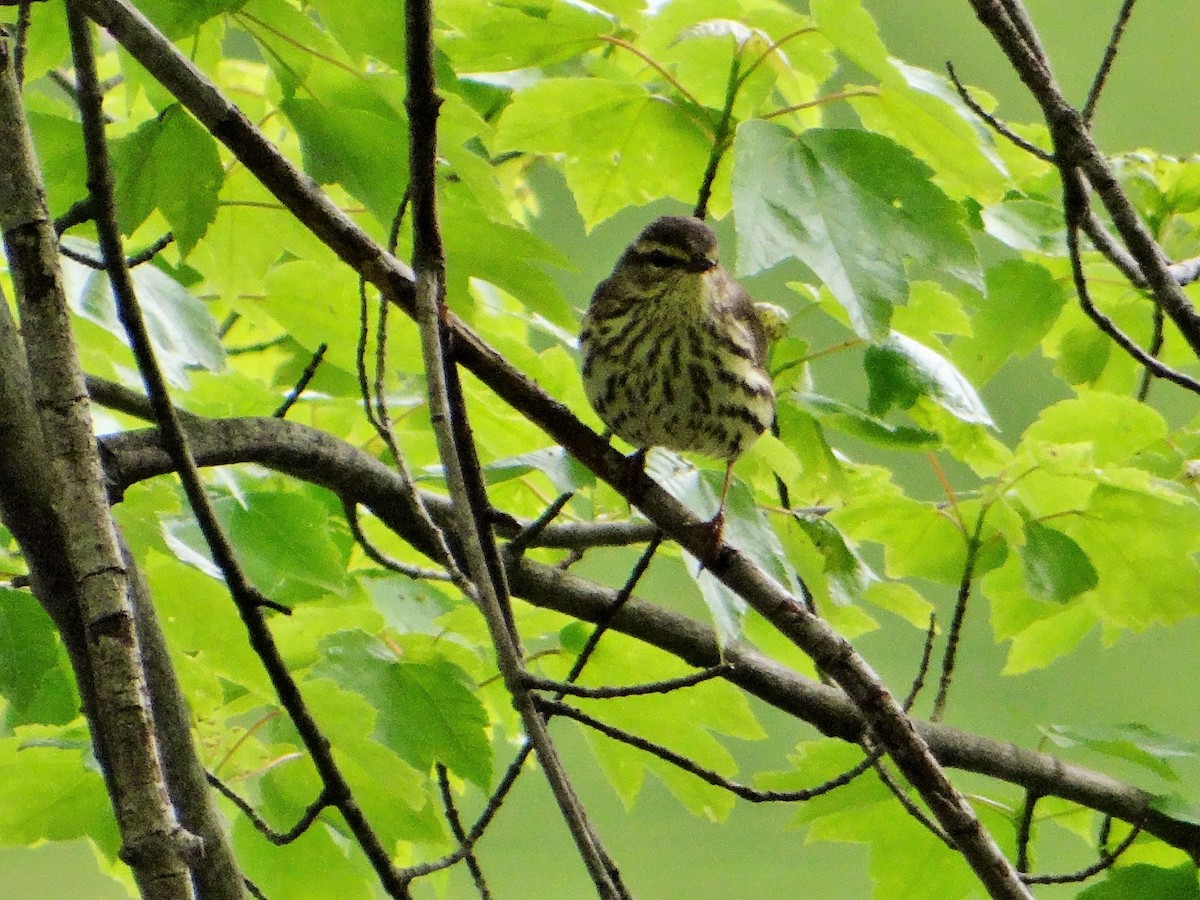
[6,17,202,896]
[97,414,1200,861]
[402,0,626,894]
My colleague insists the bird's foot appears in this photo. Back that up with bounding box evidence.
[684,509,726,564]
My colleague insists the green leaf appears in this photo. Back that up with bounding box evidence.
[313,631,492,789]
[864,332,993,426]
[1077,863,1200,900]
[0,589,75,728]
[833,495,967,584]
[163,490,351,604]
[791,514,876,606]
[1061,485,1200,629]
[483,447,595,493]
[796,393,941,449]
[59,239,225,387]
[25,112,87,220]
[440,187,578,330]
[1039,722,1200,782]
[307,0,408,69]
[0,731,119,853]
[440,0,610,72]
[1022,393,1168,466]
[493,78,711,228]
[136,0,245,40]
[1020,520,1098,604]
[732,121,979,339]
[1151,794,1200,827]
[281,97,409,228]
[953,260,1067,382]
[848,61,1012,202]
[981,196,1068,254]
[109,105,223,254]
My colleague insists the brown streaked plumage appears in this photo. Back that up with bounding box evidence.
[580,215,779,537]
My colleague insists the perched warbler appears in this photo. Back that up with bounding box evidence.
[579,215,782,538]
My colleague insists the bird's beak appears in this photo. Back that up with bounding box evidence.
[688,254,718,274]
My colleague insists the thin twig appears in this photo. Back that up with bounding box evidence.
[58,231,176,269]
[1063,177,1200,395]
[945,61,1054,162]
[403,0,625,895]
[436,765,490,899]
[1021,825,1140,885]
[272,342,326,418]
[869,756,954,847]
[352,193,470,594]
[68,10,411,894]
[524,665,732,699]
[504,491,574,558]
[1098,814,1113,855]
[1015,790,1039,873]
[343,500,451,581]
[401,533,664,884]
[1082,0,1137,125]
[207,774,331,845]
[902,613,938,712]
[1136,302,1165,402]
[932,511,986,721]
[540,697,883,803]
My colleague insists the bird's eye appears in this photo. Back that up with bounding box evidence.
[643,249,683,268]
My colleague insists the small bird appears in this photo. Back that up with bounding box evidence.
[580,215,779,543]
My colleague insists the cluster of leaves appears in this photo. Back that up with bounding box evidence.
[3,0,1200,897]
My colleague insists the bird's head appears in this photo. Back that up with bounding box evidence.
[620,215,720,280]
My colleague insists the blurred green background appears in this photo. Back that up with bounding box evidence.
[4,2,1199,898]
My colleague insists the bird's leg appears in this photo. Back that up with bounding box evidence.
[706,457,735,550]
[622,446,649,500]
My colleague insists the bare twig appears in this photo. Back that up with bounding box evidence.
[402,0,626,896]
[1015,790,1039,873]
[1082,0,1137,125]
[869,755,953,847]
[523,665,732,699]
[206,774,331,845]
[967,0,1200,361]
[272,342,326,418]
[436,765,490,899]
[58,231,176,269]
[945,62,1053,161]
[342,499,450,581]
[902,613,938,712]
[932,512,986,721]
[69,9,412,895]
[1136,302,1165,401]
[540,697,883,803]
[1021,825,1140,885]
[1063,177,1200,395]
[503,490,575,558]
